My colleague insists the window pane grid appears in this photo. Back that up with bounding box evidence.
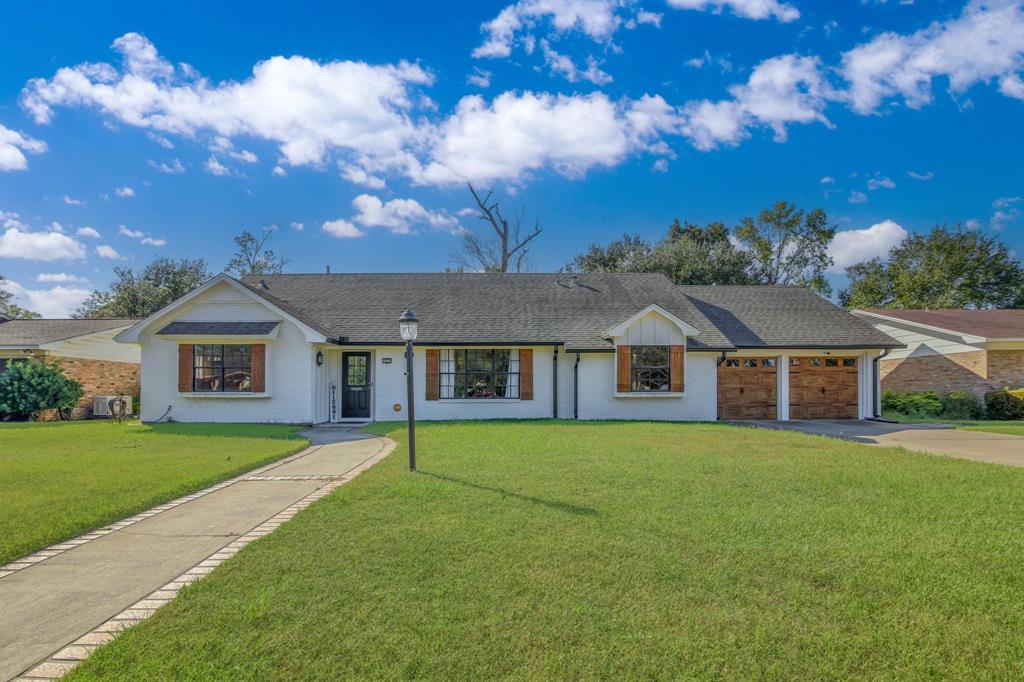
[193,344,252,392]
[630,346,671,392]
[439,349,519,399]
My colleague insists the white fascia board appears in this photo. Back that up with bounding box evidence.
[114,274,326,344]
[603,304,701,339]
[853,310,988,343]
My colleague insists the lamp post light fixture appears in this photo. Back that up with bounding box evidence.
[399,309,418,471]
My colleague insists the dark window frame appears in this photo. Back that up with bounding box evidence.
[630,345,671,392]
[192,344,253,392]
[439,348,520,400]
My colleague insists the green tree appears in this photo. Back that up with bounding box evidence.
[226,227,287,277]
[734,200,836,296]
[0,275,40,319]
[655,220,752,285]
[0,359,83,420]
[75,258,210,318]
[840,225,1024,309]
[566,234,656,274]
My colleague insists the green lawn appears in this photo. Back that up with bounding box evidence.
[70,421,1024,680]
[883,412,1024,436]
[0,421,307,564]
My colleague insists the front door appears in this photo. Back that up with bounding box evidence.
[341,352,371,419]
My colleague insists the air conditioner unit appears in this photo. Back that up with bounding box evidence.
[93,395,134,417]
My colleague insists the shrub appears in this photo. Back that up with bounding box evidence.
[939,390,983,420]
[985,389,1024,421]
[0,360,84,421]
[882,390,943,418]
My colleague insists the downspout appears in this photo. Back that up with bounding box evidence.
[870,348,893,420]
[552,347,558,419]
[573,352,580,420]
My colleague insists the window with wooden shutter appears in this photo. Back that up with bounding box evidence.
[670,345,684,392]
[425,349,439,400]
[616,345,631,392]
[178,344,193,392]
[519,349,533,400]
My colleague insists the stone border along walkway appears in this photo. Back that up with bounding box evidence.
[0,445,323,579]
[11,437,396,681]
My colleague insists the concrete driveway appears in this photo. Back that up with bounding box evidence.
[743,420,1024,467]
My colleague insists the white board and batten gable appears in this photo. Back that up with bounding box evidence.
[603,304,701,346]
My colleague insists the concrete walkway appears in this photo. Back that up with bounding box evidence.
[744,420,1024,467]
[0,434,393,681]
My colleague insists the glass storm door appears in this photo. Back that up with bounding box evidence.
[341,352,371,418]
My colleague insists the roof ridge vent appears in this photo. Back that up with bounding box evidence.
[569,274,578,287]
[260,279,269,290]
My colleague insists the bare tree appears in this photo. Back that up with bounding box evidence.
[225,226,287,277]
[455,183,542,272]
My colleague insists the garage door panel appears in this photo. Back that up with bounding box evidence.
[789,357,858,420]
[717,357,778,420]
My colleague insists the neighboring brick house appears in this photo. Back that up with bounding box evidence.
[0,318,141,417]
[853,309,1024,397]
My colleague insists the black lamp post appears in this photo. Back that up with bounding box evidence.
[399,309,418,471]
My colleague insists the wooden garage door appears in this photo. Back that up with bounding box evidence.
[718,357,777,420]
[789,356,858,419]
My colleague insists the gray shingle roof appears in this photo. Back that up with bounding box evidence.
[240,273,735,351]
[0,319,138,346]
[680,286,902,348]
[157,321,281,336]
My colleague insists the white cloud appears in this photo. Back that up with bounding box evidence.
[115,185,135,197]
[149,158,184,173]
[49,221,64,233]
[0,226,86,260]
[23,33,434,178]
[340,164,386,189]
[867,175,895,190]
[840,0,1024,114]
[146,131,174,148]
[827,219,908,272]
[467,68,492,88]
[36,272,88,283]
[964,218,982,230]
[76,226,101,239]
[473,0,624,59]
[95,244,123,259]
[420,91,679,184]
[62,195,84,206]
[0,278,91,317]
[539,40,613,84]
[118,225,144,238]
[350,194,460,234]
[272,165,287,177]
[1001,72,1024,98]
[290,221,304,231]
[906,169,933,180]
[652,158,669,172]
[140,236,166,246]
[819,175,835,184]
[681,54,832,150]
[848,190,869,204]
[322,218,364,238]
[666,0,799,22]
[635,9,662,26]
[991,195,1022,229]
[205,156,230,176]
[0,123,47,171]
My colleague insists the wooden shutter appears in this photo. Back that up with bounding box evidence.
[250,344,266,392]
[616,345,631,393]
[425,349,439,400]
[519,349,533,400]
[670,345,684,392]
[177,344,193,392]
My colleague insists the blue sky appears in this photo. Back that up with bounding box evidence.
[1,0,1022,316]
